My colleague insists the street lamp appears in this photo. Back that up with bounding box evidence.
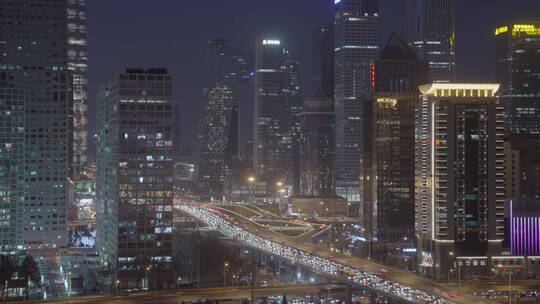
[223,262,229,287]
[67,272,72,297]
[115,280,120,295]
[449,252,460,288]
[145,266,151,290]
[248,177,256,201]
[499,267,515,304]
[362,228,371,259]
[402,236,415,271]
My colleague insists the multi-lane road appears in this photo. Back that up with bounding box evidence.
[177,202,498,304]
[8,285,324,304]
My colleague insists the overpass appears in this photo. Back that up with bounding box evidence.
[176,202,496,304]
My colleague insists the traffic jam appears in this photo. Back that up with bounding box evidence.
[178,203,446,304]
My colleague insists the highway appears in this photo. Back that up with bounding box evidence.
[8,285,324,304]
[176,202,496,304]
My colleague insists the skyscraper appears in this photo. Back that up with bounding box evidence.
[495,23,540,135]
[373,33,428,246]
[254,37,301,193]
[226,104,241,164]
[415,83,505,278]
[407,0,456,82]
[0,88,25,249]
[300,88,335,197]
[312,24,335,100]
[334,0,379,219]
[0,0,81,248]
[68,0,89,179]
[197,39,251,199]
[97,69,174,272]
[198,85,235,199]
[288,58,303,194]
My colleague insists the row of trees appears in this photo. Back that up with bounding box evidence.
[0,254,40,298]
[97,235,253,292]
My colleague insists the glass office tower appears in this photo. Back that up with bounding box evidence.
[97,69,174,276]
[68,0,89,179]
[373,33,428,246]
[198,39,251,199]
[254,37,301,193]
[334,0,379,210]
[0,88,25,249]
[0,0,78,248]
[407,0,456,82]
[495,23,540,135]
[300,89,335,197]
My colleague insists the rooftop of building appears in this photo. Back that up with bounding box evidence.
[419,83,500,97]
[125,68,168,75]
[495,23,540,36]
[379,32,418,61]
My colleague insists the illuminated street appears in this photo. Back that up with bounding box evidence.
[176,202,497,304]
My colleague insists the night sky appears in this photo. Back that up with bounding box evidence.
[86,0,540,151]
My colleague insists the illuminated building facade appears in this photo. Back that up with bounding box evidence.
[0,88,25,249]
[67,180,96,248]
[509,200,540,256]
[334,0,379,210]
[373,33,428,245]
[495,23,540,135]
[407,0,456,82]
[503,142,520,199]
[97,69,174,273]
[254,37,302,193]
[198,39,251,199]
[198,84,235,199]
[415,84,505,278]
[1,0,77,248]
[300,89,335,197]
[68,0,88,179]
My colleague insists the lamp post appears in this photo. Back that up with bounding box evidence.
[403,236,416,271]
[67,271,72,297]
[346,202,351,218]
[509,269,512,304]
[115,280,120,295]
[499,266,516,304]
[276,181,284,204]
[145,266,150,290]
[176,277,181,304]
[362,228,371,260]
[449,251,460,288]
[248,177,256,202]
[223,262,229,287]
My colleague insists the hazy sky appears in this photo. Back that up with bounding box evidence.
[86,0,540,151]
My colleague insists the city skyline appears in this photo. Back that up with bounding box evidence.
[1,0,540,302]
[86,0,540,148]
